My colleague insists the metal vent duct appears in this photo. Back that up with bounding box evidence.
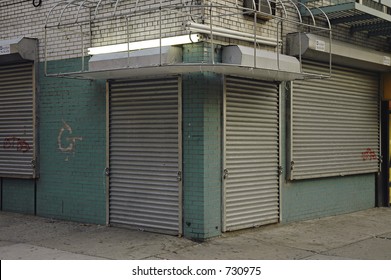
[0,37,38,65]
[286,33,391,71]
[222,45,301,74]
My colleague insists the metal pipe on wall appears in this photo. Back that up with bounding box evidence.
[185,21,280,47]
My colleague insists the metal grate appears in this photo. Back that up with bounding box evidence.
[223,76,280,231]
[0,63,36,178]
[290,60,380,180]
[108,77,182,235]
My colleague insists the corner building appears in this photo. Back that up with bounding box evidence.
[0,0,390,240]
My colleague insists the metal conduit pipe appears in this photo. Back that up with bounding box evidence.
[185,21,280,47]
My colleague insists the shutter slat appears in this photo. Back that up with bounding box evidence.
[109,77,180,235]
[0,63,35,178]
[291,61,380,180]
[224,76,279,232]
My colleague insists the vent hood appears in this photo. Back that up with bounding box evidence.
[0,37,38,65]
[286,33,391,71]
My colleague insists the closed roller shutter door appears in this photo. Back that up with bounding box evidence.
[224,76,280,232]
[0,63,36,178]
[290,61,380,180]
[109,77,181,235]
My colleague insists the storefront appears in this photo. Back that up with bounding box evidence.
[223,76,280,231]
[0,38,39,180]
[282,33,389,223]
[108,77,182,235]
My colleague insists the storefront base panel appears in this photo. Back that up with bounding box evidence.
[1,179,35,214]
[281,173,376,223]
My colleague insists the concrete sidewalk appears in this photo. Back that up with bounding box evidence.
[1,207,391,260]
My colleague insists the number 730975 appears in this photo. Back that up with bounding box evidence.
[225,267,262,276]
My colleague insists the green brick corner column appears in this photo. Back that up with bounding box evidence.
[182,43,223,240]
[182,72,222,240]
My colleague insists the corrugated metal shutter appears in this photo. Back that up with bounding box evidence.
[109,77,181,235]
[223,76,280,232]
[0,63,36,178]
[290,61,380,180]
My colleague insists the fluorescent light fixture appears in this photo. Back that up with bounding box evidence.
[88,34,201,55]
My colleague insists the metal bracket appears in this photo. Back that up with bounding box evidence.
[223,169,229,180]
[177,171,182,182]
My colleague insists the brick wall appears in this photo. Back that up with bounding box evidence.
[182,43,222,240]
[0,0,194,61]
[35,59,106,224]
[1,0,388,63]
[0,1,87,60]
[182,72,223,240]
[281,174,376,223]
[1,178,35,214]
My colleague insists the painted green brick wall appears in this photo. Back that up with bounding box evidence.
[35,58,106,224]
[183,42,222,64]
[1,179,35,214]
[280,82,376,223]
[182,43,222,240]
[282,174,375,222]
[182,72,222,240]
[2,45,376,235]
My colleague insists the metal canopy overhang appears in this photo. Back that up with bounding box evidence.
[44,0,332,80]
[47,45,314,81]
[47,64,311,81]
[302,1,391,37]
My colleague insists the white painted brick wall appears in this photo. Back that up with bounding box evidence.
[0,0,388,62]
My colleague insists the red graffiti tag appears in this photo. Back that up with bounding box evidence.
[3,136,31,153]
[362,148,377,161]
